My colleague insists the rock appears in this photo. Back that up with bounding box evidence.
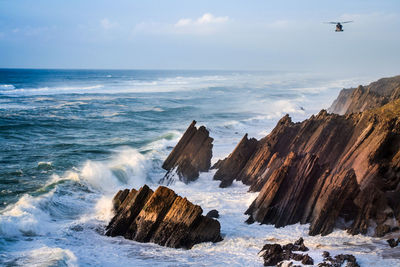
[329,75,400,115]
[301,255,314,265]
[105,185,222,249]
[375,224,391,237]
[322,251,330,258]
[212,79,400,236]
[320,251,360,267]
[387,238,399,248]
[206,209,219,219]
[160,120,213,184]
[260,243,284,266]
[213,133,258,187]
[260,238,313,266]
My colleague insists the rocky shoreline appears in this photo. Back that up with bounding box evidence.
[105,75,400,264]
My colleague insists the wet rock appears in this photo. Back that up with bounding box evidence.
[211,77,400,236]
[213,133,258,187]
[301,255,314,265]
[375,224,391,237]
[160,121,213,184]
[260,238,313,266]
[206,209,219,219]
[260,243,284,266]
[106,185,222,249]
[319,251,360,267]
[387,238,399,248]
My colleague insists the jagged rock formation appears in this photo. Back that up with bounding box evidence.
[214,95,400,236]
[213,134,258,187]
[319,251,360,267]
[105,185,222,249]
[160,120,213,184]
[329,75,400,115]
[259,237,313,266]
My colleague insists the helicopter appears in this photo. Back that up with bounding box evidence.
[325,21,353,32]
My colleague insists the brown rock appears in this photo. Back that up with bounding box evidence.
[213,133,258,188]
[160,121,213,184]
[105,185,222,249]
[329,75,400,115]
[214,75,400,236]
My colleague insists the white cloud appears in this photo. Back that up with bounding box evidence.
[174,13,229,28]
[100,18,117,30]
[133,13,230,36]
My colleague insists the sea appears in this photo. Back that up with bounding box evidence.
[0,69,399,266]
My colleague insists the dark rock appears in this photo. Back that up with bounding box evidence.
[322,251,330,258]
[260,243,284,266]
[319,251,360,267]
[206,209,219,219]
[260,239,313,266]
[160,121,213,184]
[213,133,258,188]
[106,185,222,249]
[387,238,399,248]
[375,224,391,237]
[245,215,255,224]
[301,254,314,265]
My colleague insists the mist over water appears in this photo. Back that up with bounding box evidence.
[0,69,396,266]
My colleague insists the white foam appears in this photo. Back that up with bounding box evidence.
[14,246,77,267]
[80,147,149,194]
[0,84,15,90]
[0,192,56,237]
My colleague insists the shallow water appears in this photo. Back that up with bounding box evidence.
[0,69,397,266]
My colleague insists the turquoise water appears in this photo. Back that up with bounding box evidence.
[1,69,396,266]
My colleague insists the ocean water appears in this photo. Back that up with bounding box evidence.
[0,69,398,266]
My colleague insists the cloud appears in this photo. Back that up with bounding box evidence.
[174,13,229,28]
[133,13,230,36]
[100,18,117,30]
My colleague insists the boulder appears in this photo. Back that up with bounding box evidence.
[206,209,220,219]
[105,185,222,249]
[160,121,213,184]
[259,238,313,266]
[387,238,399,248]
[319,252,360,267]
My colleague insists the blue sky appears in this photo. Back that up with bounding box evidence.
[0,0,399,74]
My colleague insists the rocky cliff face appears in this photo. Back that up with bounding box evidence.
[106,185,222,249]
[329,75,400,115]
[160,121,213,184]
[214,95,400,236]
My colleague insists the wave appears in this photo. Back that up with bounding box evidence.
[0,84,15,90]
[0,72,361,97]
[8,246,77,267]
[0,85,104,96]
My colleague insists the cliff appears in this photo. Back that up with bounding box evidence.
[329,75,400,115]
[213,76,400,236]
[160,121,213,184]
[106,185,222,249]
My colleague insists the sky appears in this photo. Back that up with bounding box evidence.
[0,0,399,75]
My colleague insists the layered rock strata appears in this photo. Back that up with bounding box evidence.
[106,185,222,249]
[214,97,400,236]
[329,75,400,115]
[160,120,213,184]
